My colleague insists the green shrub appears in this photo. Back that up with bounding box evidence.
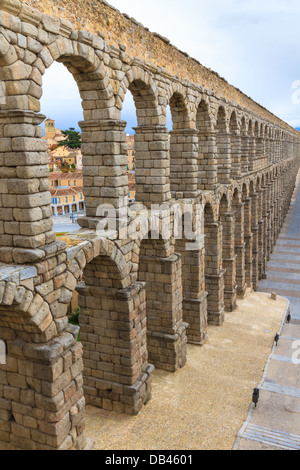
[69,308,80,341]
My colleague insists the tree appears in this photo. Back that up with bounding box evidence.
[58,128,81,149]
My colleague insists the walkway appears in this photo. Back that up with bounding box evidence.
[235,172,300,450]
[85,293,288,450]
[52,214,84,233]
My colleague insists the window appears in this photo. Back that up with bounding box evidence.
[68,181,71,186]
[73,196,76,202]
[65,197,68,203]
[74,181,77,187]
[58,197,61,204]
[80,193,83,200]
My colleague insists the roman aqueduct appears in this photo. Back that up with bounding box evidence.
[0,0,299,450]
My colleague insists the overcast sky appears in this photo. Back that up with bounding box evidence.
[41,0,300,133]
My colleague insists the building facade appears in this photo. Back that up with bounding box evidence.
[44,119,82,171]
[49,172,85,215]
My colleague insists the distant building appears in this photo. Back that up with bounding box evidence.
[44,118,65,144]
[126,135,135,173]
[48,128,136,212]
[49,171,85,215]
[45,118,82,171]
[44,118,56,139]
[128,173,136,202]
[126,135,136,201]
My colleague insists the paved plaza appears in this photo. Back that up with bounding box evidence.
[52,213,85,233]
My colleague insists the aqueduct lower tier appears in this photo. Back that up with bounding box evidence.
[0,0,299,450]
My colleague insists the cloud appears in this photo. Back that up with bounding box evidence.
[40,1,300,131]
[40,62,83,133]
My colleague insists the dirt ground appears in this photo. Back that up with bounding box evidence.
[84,292,288,451]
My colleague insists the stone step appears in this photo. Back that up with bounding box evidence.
[243,424,300,450]
[261,382,300,398]
[272,354,296,364]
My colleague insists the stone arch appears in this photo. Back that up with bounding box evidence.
[196,98,217,189]
[42,239,131,351]
[137,232,187,372]
[167,84,198,196]
[249,178,255,196]
[48,48,117,220]
[240,116,249,174]
[216,105,228,132]
[0,27,125,234]
[253,121,261,164]
[242,181,249,200]
[229,110,239,132]
[217,187,231,211]
[241,181,252,288]
[0,271,57,343]
[171,197,209,345]
[218,192,237,311]
[1,35,113,114]
[232,186,247,297]
[166,83,192,130]
[119,67,170,207]
[260,123,264,137]
[241,116,247,134]
[128,214,172,261]
[218,191,230,218]
[216,106,231,184]
[68,236,153,416]
[196,97,213,132]
[65,238,131,289]
[230,110,241,178]
[264,125,271,163]
[248,177,260,290]
[255,174,261,192]
[255,174,265,279]
[119,67,161,126]
[247,119,252,135]
[203,199,225,325]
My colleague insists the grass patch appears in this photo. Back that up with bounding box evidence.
[69,308,80,341]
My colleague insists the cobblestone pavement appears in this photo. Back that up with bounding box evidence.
[85,293,288,450]
[235,173,300,451]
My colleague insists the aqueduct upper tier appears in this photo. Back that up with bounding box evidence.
[0,0,299,450]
